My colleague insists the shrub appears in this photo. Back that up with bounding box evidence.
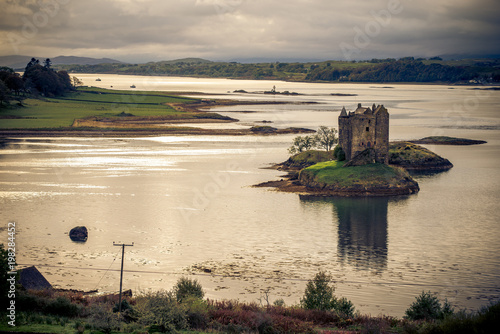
[273,299,286,307]
[335,297,356,318]
[301,271,337,311]
[45,296,81,317]
[433,301,500,333]
[173,276,204,303]
[113,299,139,323]
[88,304,121,334]
[300,271,356,317]
[73,320,85,334]
[113,298,131,312]
[333,145,346,161]
[184,296,210,330]
[268,314,314,333]
[135,290,187,332]
[404,291,454,321]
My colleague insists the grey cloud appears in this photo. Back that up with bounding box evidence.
[0,0,498,61]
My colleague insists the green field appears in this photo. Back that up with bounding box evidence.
[0,87,197,129]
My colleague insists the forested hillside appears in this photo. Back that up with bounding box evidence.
[57,57,500,84]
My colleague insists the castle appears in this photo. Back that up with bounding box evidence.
[338,103,389,164]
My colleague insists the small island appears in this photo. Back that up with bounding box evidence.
[257,104,463,197]
[389,141,453,171]
[409,136,487,146]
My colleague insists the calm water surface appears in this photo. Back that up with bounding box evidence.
[1,75,499,316]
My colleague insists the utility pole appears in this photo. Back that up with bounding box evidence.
[113,242,134,313]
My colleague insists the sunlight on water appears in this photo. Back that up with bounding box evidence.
[1,78,499,316]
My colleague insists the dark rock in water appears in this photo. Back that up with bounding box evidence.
[69,226,88,242]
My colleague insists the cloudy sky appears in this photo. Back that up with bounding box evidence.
[1,0,499,63]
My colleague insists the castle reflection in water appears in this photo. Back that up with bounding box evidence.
[300,196,408,272]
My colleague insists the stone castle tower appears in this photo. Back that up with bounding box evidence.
[338,103,389,164]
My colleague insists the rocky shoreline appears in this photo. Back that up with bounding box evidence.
[0,126,315,138]
[0,98,318,137]
[256,162,420,197]
[298,164,420,196]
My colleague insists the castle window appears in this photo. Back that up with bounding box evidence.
[366,127,369,132]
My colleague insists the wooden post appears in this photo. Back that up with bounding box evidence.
[113,242,134,313]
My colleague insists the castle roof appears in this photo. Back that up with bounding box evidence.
[353,103,373,115]
[340,106,347,117]
[339,103,387,117]
[374,104,388,115]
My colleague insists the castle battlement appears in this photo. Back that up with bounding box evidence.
[338,103,389,164]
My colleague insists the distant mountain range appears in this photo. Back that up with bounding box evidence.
[0,55,123,70]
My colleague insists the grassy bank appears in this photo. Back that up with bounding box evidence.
[301,161,412,188]
[297,159,419,196]
[0,87,197,129]
[281,150,337,169]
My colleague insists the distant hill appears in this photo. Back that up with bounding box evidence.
[150,58,213,65]
[0,55,123,70]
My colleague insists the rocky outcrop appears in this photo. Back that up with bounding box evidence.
[389,142,453,171]
[69,226,88,242]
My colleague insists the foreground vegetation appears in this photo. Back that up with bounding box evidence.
[1,245,498,333]
[1,278,498,333]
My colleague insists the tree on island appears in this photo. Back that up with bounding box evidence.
[315,126,338,151]
[288,126,338,154]
[288,135,316,154]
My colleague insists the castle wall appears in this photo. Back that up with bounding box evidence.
[338,116,352,160]
[349,114,376,159]
[338,104,389,164]
[374,107,389,164]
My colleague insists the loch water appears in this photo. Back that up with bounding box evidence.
[1,74,499,316]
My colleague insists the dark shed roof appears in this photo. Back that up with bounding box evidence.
[18,266,52,290]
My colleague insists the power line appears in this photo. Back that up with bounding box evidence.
[93,247,121,291]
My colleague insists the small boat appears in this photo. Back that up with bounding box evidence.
[130,84,136,88]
